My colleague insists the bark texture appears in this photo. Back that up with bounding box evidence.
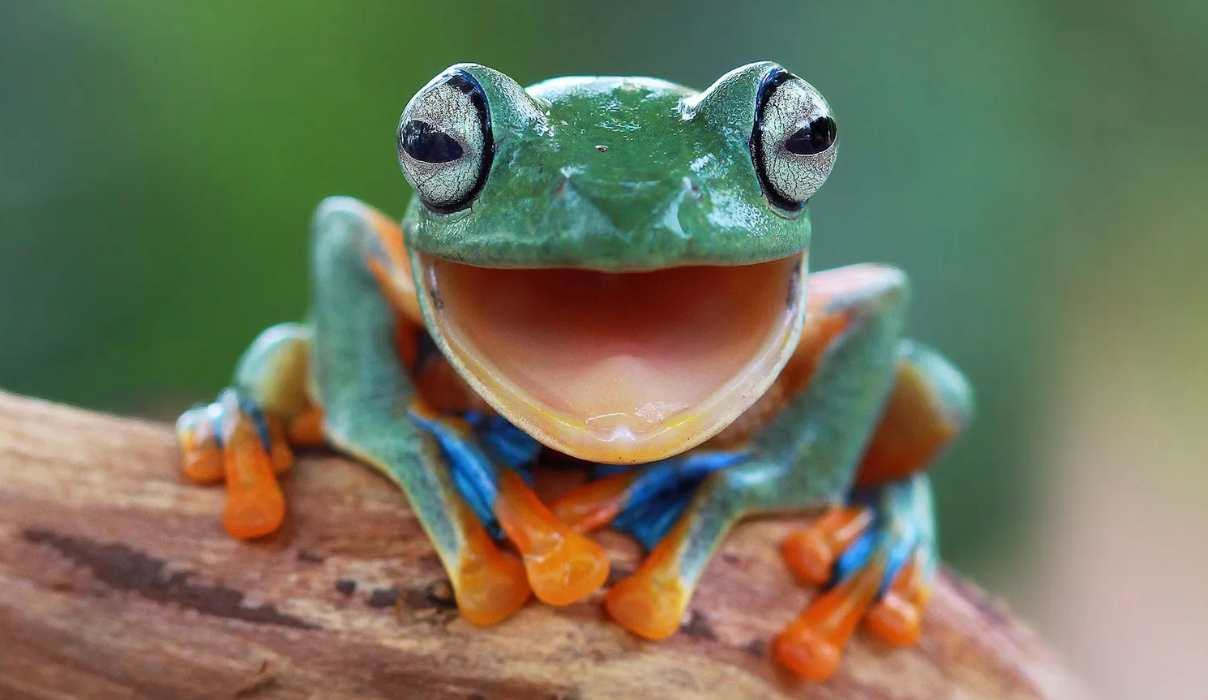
[0,391,1080,699]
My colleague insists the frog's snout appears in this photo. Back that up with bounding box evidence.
[560,171,702,237]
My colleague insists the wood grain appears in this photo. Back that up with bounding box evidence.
[0,391,1081,699]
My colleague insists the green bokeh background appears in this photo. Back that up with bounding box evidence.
[2,0,1204,636]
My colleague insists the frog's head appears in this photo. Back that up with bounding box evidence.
[398,62,838,464]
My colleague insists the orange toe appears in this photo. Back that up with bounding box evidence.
[783,507,872,585]
[782,529,834,585]
[864,591,922,647]
[287,406,325,446]
[495,470,610,606]
[864,556,927,646]
[267,416,295,474]
[454,522,532,625]
[223,481,286,539]
[525,531,610,606]
[222,418,286,539]
[774,621,843,681]
[605,571,688,640]
[774,556,883,681]
[179,411,224,483]
[182,446,224,484]
[549,473,637,533]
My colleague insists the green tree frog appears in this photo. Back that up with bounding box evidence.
[176,62,973,681]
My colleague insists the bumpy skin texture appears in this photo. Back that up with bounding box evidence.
[177,62,973,682]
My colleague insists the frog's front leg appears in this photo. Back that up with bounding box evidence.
[602,265,972,681]
[408,404,611,606]
[308,197,533,625]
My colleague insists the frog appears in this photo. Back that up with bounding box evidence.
[176,61,972,682]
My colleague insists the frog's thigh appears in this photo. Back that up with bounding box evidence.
[231,323,325,446]
[607,264,909,639]
[854,340,973,488]
[309,196,530,625]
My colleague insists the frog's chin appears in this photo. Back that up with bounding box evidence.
[415,251,808,464]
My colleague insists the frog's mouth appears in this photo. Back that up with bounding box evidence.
[417,252,808,464]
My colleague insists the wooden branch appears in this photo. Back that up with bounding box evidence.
[0,391,1081,700]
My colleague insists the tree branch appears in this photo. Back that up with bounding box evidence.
[0,391,1080,699]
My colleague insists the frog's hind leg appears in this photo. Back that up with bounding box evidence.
[777,341,972,679]
[604,265,946,658]
[309,197,530,625]
[176,323,323,539]
[782,340,970,587]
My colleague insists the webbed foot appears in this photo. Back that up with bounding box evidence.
[177,388,311,539]
[775,474,937,680]
[178,322,321,539]
[549,450,751,639]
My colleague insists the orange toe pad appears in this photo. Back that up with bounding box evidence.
[864,592,923,647]
[525,532,610,606]
[494,470,610,606]
[223,483,285,539]
[221,416,287,540]
[455,546,532,626]
[605,572,688,640]
[774,622,843,681]
[782,528,835,585]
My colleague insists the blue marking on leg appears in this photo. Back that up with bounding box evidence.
[464,412,542,470]
[589,462,635,479]
[409,409,503,539]
[641,484,695,549]
[205,403,226,449]
[613,483,696,550]
[624,450,750,513]
[831,528,877,587]
[833,477,927,597]
[610,450,751,550]
[238,394,274,453]
[877,477,925,596]
[879,531,918,597]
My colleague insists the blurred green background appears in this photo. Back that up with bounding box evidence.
[2,2,1205,695]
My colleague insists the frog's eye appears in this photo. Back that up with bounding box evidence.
[398,70,493,213]
[752,70,837,210]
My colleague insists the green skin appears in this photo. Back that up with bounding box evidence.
[184,61,973,660]
[407,65,808,269]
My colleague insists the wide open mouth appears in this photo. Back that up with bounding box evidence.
[419,252,807,463]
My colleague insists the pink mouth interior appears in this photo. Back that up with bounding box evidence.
[427,255,801,443]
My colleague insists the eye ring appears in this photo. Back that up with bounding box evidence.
[397,70,494,213]
[751,69,837,211]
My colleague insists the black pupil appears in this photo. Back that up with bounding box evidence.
[784,116,837,156]
[400,120,464,163]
